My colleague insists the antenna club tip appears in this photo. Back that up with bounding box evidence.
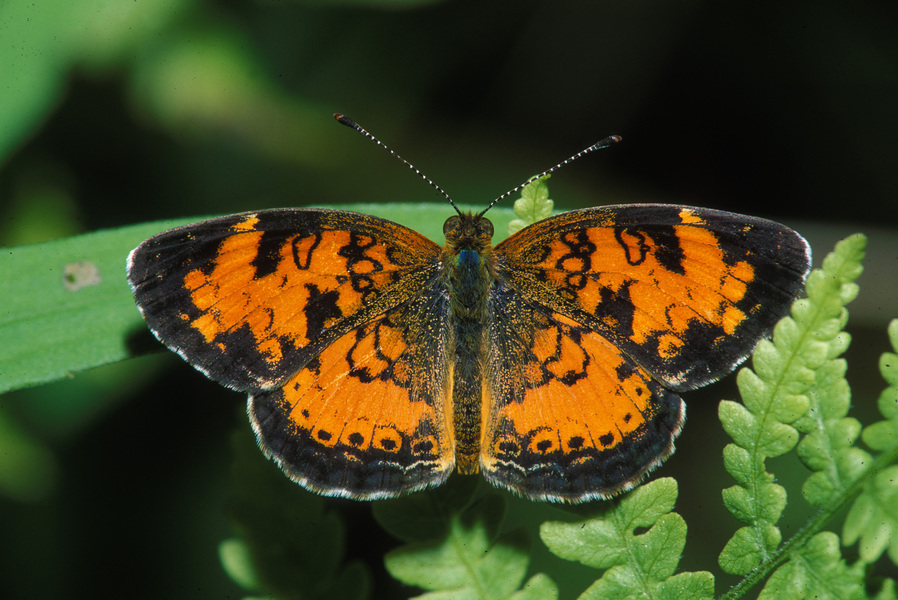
[591,134,622,151]
[334,113,357,128]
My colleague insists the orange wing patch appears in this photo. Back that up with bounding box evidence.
[532,222,752,353]
[184,228,401,356]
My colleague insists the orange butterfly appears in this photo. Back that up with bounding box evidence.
[128,117,809,502]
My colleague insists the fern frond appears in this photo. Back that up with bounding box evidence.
[757,532,866,600]
[541,478,714,600]
[375,479,558,600]
[843,319,898,564]
[508,175,553,235]
[718,235,866,584]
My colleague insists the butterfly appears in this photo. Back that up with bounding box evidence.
[127,118,810,503]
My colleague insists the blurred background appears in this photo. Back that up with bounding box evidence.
[1,0,896,598]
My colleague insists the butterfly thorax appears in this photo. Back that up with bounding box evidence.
[442,213,497,474]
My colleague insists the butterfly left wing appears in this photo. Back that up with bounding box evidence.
[482,289,684,502]
[127,209,443,392]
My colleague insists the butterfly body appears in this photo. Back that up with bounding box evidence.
[128,204,810,503]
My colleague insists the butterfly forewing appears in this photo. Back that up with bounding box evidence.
[128,209,443,392]
[494,204,811,391]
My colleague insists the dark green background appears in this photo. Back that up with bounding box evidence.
[2,0,896,597]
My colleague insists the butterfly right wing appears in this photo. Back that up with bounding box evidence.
[480,204,809,502]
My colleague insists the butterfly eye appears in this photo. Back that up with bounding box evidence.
[479,219,494,238]
[443,216,460,235]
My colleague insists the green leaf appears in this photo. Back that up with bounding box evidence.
[508,175,553,235]
[542,478,677,570]
[722,483,786,525]
[541,478,713,600]
[0,217,200,394]
[384,493,539,600]
[863,321,898,452]
[844,459,898,565]
[720,394,799,458]
[758,532,864,600]
[656,572,716,600]
[719,524,781,575]
[843,319,898,564]
[218,538,263,592]
[873,579,898,600]
[509,574,559,600]
[0,203,513,394]
[373,475,479,543]
[722,444,758,487]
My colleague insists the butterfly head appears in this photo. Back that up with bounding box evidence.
[443,213,494,253]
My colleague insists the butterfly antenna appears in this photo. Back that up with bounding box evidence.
[477,134,622,217]
[334,113,463,215]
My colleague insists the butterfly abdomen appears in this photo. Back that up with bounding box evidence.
[448,248,492,474]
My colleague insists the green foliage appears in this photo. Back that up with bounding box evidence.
[541,478,714,600]
[374,479,557,600]
[844,319,898,564]
[508,175,554,235]
[711,234,898,600]
[222,427,370,600]
[0,218,199,394]
[757,532,866,600]
[717,235,864,577]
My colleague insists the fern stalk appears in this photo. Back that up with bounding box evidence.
[719,443,898,600]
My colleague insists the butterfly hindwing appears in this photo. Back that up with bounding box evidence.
[481,288,684,502]
[249,282,455,499]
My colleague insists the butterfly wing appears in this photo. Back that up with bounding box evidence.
[482,204,810,502]
[493,204,811,390]
[250,281,454,499]
[128,208,455,497]
[128,209,443,391]
[482,288,684,502]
